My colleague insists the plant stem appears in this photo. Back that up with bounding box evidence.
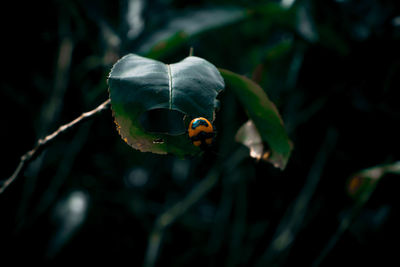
[0,99,111,194]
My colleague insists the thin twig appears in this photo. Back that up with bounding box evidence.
[0,99,111,194]
[16,36,75,224]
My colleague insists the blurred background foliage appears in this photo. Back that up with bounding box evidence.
[1,0,400,266]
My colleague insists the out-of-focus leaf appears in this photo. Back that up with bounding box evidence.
[296,4,318,43]
[219,69,292,170]
[264,38,293,61]
[347,162,400,201]
[108,54,224,157]
[250,37,295,97]
[317,24,349,55]
[255,3,318,43]
[252,2,297,28]
[126,0,145,40]
[47,191,89,258]
[137,7,246,58]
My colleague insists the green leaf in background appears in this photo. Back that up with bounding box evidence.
[108,54,224,157]
[220,69,292,170]
[137,7,246,59]
[347,162,400,202]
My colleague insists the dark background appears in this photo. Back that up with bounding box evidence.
[1,0,400,266]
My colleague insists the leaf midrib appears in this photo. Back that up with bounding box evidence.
[167,64,173,109]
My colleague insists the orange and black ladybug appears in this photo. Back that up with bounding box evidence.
[188,117,215,148]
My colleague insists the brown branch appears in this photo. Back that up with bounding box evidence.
[0,99,111,194]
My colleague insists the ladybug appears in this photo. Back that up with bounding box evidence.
[188,117,215,148]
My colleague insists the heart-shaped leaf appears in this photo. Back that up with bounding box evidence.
[219,69,292,169]
[108,54,224,157]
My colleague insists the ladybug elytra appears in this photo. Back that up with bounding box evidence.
[188,117,215,148]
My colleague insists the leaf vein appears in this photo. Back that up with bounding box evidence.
[167,64,172,109]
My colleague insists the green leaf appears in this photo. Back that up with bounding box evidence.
[108,54,224,157]
[138,7,246,59]
[219,69,292,170]
[347,162,400,202]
